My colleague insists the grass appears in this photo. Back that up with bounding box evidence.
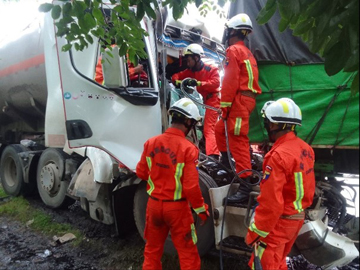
[0,185,83,246]
[0,185,248,269]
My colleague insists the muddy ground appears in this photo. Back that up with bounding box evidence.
[0,196,359,270]
[0,196,248,270]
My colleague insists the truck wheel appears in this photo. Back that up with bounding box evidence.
[0,145,29,196]
[36,148,73,208]
[133,170,217,256]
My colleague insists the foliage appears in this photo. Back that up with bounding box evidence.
[257,0,359,95]
[39,0,225,65]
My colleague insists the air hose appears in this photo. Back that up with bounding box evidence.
[178,79,263,270]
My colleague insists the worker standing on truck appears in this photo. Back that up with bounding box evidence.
[215,13,262,203]
[171,44,221,161]
[245,98,316,270]
[136,98,210,270]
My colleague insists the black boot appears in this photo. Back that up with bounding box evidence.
[227,183,253,203]
[220,151,232,170]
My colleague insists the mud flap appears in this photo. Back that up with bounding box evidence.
[67,158,100,201]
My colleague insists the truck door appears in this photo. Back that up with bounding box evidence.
[44,13,162,171]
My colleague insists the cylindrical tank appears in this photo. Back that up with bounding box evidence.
[0,16,47,141]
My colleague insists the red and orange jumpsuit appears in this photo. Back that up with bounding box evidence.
[94,57,148,85]
[136,127,207,270]
[215,40,261,176]
[245,132,316,270]
[172,62,220,156]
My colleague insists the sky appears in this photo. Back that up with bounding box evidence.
[0,0,47,44]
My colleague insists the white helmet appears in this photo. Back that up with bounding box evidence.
[261,101,275,117]
[263,98,302,126]
[184,43,205,57]
[168,98,202,122]
[225,13,253,32]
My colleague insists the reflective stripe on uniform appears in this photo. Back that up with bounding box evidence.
[146,157,155,195]
[244,59,257,93]
[193,205,206,214]
[220,101,232,108]
[234,117,242,135]
[293,172,304,213]
[249,222,269,238]
[191,223,198,245]
[174,163,184,200]
[251,242,267,270]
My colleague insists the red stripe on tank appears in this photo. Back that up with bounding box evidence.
[0,54,45,78]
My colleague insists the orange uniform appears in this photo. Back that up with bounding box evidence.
[136,127,207,270]
[172,62,220,156]
[94,57,148,85]
[215,40,261,175]
[246,132,316,270]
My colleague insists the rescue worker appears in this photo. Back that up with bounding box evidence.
[95,48,148,86]
[215,13,262,203]
[136,98,210,270]
[245,98,316,270]
[171,44,221,160]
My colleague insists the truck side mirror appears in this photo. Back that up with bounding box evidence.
[102,46,128,88]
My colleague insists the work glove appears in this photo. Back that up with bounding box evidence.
[175,80,182,87]
[187,79,198,87]
[197,203,210,226]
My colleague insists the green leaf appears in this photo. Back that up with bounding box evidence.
[350,71,359,96]
[143,3,157,20]
[61,44,72,52]
[92,8,104,22]
[306,0,328,18]
[343,48,359,72]
[85,34,94,44]
[293,18,314,35]
[51,5,62,20]
[119,42,128,56]
[278,17,290,32]
[172,4,184,20]
[256,1,277,25]
[136,2,145,21]
[63,2,72,14]
[70,23,81,35]
[278,0,300,20]
[39,3,53,13]
[324,42,349,76]
[84,13,97,29]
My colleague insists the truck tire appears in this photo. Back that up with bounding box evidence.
[36,148,73,209]
[133,170,217,256]
[0,144,30,196]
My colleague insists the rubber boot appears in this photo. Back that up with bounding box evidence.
[220,151,232,170]
[227,182,253,203]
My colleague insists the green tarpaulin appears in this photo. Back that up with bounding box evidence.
[249,64,359,148]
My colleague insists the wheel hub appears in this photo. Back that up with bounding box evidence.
[40,164,59,193]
